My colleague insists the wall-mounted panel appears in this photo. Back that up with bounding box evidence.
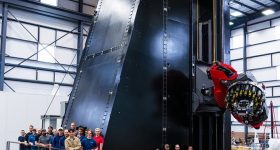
[4,66,36,80]
[250,67,277,82]
[231,59,243,72]
[37,70,54,82]
[56,31,78,49]
[55,47,77,65]
[6,39,37,60]
[230,35,243,49]
[7,21,38,42]
[247,28,276,45]
[247,40,280,57]
[272,53,280,66]
[247,21,270,33]
[40,27,56,45]
[230,48,243,60]
[247,55,271,70]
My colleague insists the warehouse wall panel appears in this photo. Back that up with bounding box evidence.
[0,92,68,150]
[266,87,272,97]
[38,44,55,63]
[247,40,280,57]
[231,60,243,73]
[8,8,77,31]
[272,53,280,66]
[273,87,280,96]
[58,0,78,12]
[230,48,243,60]
[247,28,276,45]
[37,70,54,82]
[247,21,270,33]
[55,47,77,65]
[4,67,36,80]
[56,31,78,49]
[6,39,37,60]
[54,72,75,84]
[230,35,243,49]
[231,28,243,37]
[40,27,56,45]
[5,57,77,73]
[83,5,95,15]
[7,21,38,42]
[247,55,271,70]
[250,68,277,82]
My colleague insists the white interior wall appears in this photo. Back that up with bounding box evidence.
[0,91,69,150]
[230,12,280,131]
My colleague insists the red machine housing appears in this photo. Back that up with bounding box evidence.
[208,62,265,129]
[208,62,238,108]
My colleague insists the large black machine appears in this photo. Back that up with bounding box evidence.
[206,62,268,129]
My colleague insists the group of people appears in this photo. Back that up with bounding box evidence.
[163,144,193,150]
[18,122,104,150]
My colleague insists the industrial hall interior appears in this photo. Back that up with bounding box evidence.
[1,0,280,150]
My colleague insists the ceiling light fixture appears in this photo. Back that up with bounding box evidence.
[262,9,275,16]
[231,11,243,17]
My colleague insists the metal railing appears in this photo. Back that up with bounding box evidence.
[6,141,65,150]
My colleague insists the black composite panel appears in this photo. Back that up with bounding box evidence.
[64,0,192,149]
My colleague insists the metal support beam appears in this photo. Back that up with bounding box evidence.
[243,22,249,143]
[230,6,249,16]
[0,0,92,23]
[250,0,269,8]
[231,4,280,28]
[270,0,280,7]
[0,3,8,91]
[77,21,84,63]
[77,0,84,63]
[232,0,258,12]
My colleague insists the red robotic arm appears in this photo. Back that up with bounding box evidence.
[208,62,268,129]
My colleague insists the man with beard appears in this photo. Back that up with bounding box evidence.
[35,128,42,144]
[38,129,51,150]
[59,129,69,149]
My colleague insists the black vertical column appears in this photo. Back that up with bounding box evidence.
[0,3,8,91]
